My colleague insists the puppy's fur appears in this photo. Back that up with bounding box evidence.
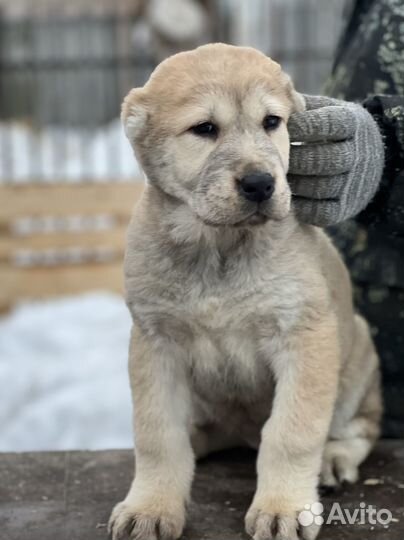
[109,44,382,540]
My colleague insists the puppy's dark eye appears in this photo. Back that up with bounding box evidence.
[263,115,281,131]
[190,122,218,138]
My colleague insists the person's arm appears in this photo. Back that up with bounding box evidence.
[358,95,404,233]
[287,94,385,227]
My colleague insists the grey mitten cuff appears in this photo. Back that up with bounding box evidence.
[287,95,385,227]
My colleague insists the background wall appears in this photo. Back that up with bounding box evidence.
[0,0,347,182]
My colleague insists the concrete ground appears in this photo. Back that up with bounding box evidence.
[1,441,403,540]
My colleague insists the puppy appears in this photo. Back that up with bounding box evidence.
[109,43,382,540]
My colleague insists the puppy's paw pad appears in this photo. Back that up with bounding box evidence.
[108,501,183,540]
[245,506,320,540]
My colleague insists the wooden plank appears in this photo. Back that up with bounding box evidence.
[0,182,144,223]
[0,442,404,540]
[0,226,128,259]
[0,261,124,306]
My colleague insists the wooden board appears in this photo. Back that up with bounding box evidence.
[0,182,144,223]
[0,227,128,259]
[0,182,144,311]
[0,261,125,306]
[1,442,404,540]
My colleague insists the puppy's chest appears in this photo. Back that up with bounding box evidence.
[184,274,302,335]
[187,318,273,405]
[180,281,301,402]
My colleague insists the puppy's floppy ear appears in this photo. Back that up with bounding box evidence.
[283,73,305,113]
[121,88,148,143]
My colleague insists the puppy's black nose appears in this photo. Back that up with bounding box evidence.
[238,173,275,203]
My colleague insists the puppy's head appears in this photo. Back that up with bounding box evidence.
[122,43,304,227]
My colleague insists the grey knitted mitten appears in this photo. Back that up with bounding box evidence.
[287,95,385,227]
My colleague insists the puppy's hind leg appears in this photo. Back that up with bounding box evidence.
[321,315,382,489]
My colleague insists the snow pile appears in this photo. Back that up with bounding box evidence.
[0,292,133,451]
[0,119,141,182]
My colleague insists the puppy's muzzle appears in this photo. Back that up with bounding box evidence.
[238,173,275,203]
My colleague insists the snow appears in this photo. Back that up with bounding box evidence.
[0,118,141,451]
[0,119,141,182]
[0,292,133,451]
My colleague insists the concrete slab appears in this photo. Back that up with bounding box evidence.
[1,441,403,539]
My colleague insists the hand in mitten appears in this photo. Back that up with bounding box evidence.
[287,95,385,227]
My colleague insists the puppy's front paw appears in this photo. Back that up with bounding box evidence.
[245,501,321,540]
[108,498,185,540]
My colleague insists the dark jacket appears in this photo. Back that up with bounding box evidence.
[325,0,404,437]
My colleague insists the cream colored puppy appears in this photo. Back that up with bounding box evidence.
[109,43,382,540]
